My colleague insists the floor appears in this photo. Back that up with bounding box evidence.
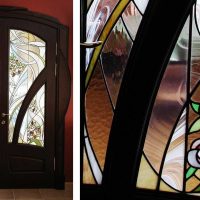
[0,182,72,200]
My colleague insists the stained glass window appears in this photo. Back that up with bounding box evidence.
[137,1,200,195]
[9,30,46,147]
[83,0,149,184]
[18,85,45,146]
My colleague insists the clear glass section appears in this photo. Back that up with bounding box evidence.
[18,86,45,146]
[9,29,46,144]
[136,17,189,191]
[122,1,142,41]
[133,0,149,14]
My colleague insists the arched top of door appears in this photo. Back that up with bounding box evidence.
[0,6,66,29]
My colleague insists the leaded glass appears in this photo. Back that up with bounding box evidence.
[86,0,119,67]
[85,61,113,174]
[84,0,149,184]
[100,17,133,107]
[9,30,46,145]
[137,16,189,191]
[122,1,142,41]
[133,0,149,14]
[137,2,200,195]
[18,85,45,146]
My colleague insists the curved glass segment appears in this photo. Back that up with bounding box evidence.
[137,2,200,196]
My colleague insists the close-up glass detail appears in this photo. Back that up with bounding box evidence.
[137,1,200,195]
[83,0,149,184]
[9,29,46,146]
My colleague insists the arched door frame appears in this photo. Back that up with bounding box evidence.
[0,6,71,189]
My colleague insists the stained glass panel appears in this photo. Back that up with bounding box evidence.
[136,2,200,195]
[100,17,133,107]
[133,0,149,14]
[18,85,45,146]
[161,109,186,191]
[136,155,158,190]
[195,0,200,35]
[85,61,113,173]
[85,0,130,86]
[86,0,119,67]
[137,17,189,191]
[87,0,93,9]
[84,0,149,185]
[9,29,46,145]
[83,148,96,184]
[191,4,200,89]
[122,1,142,41]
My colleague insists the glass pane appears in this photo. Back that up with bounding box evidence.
[195,0,200,35]
[186,5,200,194]
[86,0,119,67]
[136,155,158,190]
[85,61,113,174]
[84,0,149,185]
[87,0,93,9]
[137,17,189,191]
[83,148,96,184]
[191,4,200,91]
[9,29,46,144]
[160,108,186,191]
[133,0,149,14]
[100,17,133,107]
[122,1,142,41]
[18,85,45,146]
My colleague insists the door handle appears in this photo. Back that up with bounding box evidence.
[2,113,9,117]
[80,41,102,48]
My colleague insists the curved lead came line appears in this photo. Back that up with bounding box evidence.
[85,129,103,184]
[85,0,130,88]
[12,69,47,144]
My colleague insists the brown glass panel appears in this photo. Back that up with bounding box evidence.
[85,61,113,170]
[100,18,133,107]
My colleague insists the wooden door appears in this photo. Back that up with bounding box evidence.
[0,18,57,188]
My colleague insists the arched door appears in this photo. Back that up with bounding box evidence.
[0,7,70,188]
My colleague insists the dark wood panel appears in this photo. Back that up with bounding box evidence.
[9,156,45,172]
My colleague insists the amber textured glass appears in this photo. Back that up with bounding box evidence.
[85,62,113,171]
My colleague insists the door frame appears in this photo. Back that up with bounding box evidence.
[0,6,71,189]
[80,0,198,199]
